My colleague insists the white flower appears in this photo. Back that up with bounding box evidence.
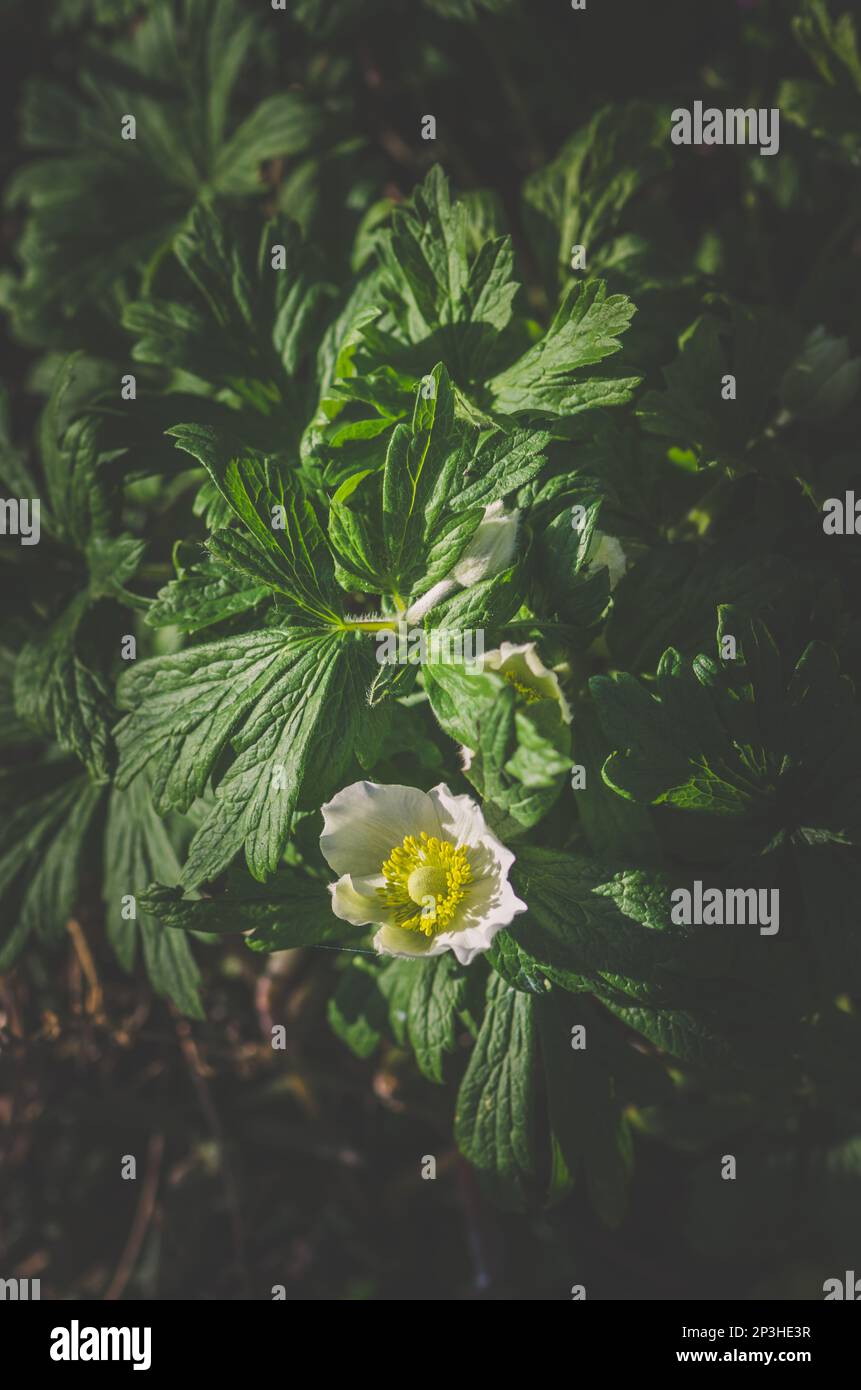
[457,641,571,772]
[480,641,572,724]
[587,530,627,590]
[320,780,527,965]
[450,499,520,586]
[572,509,628,591]
[405,500,520,622]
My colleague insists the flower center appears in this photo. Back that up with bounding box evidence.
[503,670,542,703]
[379,832,472,937]
[406,864,449,905]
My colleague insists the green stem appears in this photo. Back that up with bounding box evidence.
[339,618,402,633]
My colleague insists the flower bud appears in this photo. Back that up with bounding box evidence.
[451,500,520,587]
[586,530,627,590]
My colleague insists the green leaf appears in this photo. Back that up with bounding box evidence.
[779,0,861,161]
[212,94,325,194]
[522,103,670,292]
[4,0,328,346]
[14,592,115,783]
[447,426,551,511]
[104,774,203,1018]
[371,165,521,385]
[571,698,660,862]
[486,279,639,418]
[779,325,861,421]
[125,203,335,436]
[147,552,268,633]
[406,954,470,1083]
[605,537,809,676]
[531,498,612,640]
[793,0,861,90]
[428,562,524,632]
[39,366,116,547]
[328,956,388,1058]
[454,970,541,1208]
[327,952,479,1073]
[592,608,861,842]
[0,646,35,749]
[487,929,553,995]
[0,762,102,968]
[509,845,693,988]
[539,991,633,1225]
[116,628,380,885]
[375,958,418,1045]
[381,364,467,591]
[328,364,497,600]
[169,424,342,622]
[141,868,353,952]
[423,662,570,833]
[636,305,802,467]
[86,533,147,606]
[423,0,516,18]
[778,75,861,160]
[598,998,750,1071]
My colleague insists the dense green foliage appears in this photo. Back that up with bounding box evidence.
[2,0,860,1272]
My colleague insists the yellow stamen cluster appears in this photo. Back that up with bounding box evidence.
[379,832,472,937]
[503,670,542,704]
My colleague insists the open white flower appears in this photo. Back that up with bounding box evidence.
[481,641,572,723]
[320,780,527,964]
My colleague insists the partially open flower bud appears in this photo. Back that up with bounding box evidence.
[451,500,520,587]
[481,641,573,723]
[587,531,628,590]
[405,500,520,622]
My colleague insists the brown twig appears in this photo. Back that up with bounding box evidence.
[66,918,106,1025]
[172,1010,250,1298]
[103,1131,165,1301]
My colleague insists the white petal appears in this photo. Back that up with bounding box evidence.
[434,876,528,965]
[451,503,520,586]
[330,873,391,927]
[373,924,447,959]
[428,782,511,868]
[320,780,441,875]
[485,641,573,725]
[497,640,536,666]
[403,578,458,623]
[588,531,628,590]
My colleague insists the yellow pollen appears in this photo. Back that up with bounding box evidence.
[503,670,542,703]
[379,832,472,937]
